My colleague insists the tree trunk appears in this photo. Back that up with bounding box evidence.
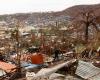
[85,23,89,43]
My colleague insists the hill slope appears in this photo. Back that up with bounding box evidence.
[0,4,100,27]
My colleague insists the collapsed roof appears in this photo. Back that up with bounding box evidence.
[75,60,100,80]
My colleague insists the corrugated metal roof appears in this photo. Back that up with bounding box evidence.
[89,73,100,80]
[75,60,100,80]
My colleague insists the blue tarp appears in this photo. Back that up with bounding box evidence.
[21,61,41,69]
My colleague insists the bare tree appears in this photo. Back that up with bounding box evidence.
[73,8,100,43]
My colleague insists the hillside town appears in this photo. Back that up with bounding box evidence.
[0,1,100,80]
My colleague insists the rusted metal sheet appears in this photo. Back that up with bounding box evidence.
[0,61,16,73]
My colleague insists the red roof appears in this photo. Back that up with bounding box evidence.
[0,61,16,73]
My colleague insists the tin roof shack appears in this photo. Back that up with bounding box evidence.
[75,60,100,80]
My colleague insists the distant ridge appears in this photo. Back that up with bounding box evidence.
[63,4,100,17]
[0,4,100,27]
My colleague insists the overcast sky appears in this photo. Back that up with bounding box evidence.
[0,0,100,14]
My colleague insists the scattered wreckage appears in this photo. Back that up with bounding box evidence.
[0,46,100,80]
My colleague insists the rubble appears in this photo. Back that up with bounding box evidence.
[0,22,100,80]
[75,60,100,80]
[26,59,76,80]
